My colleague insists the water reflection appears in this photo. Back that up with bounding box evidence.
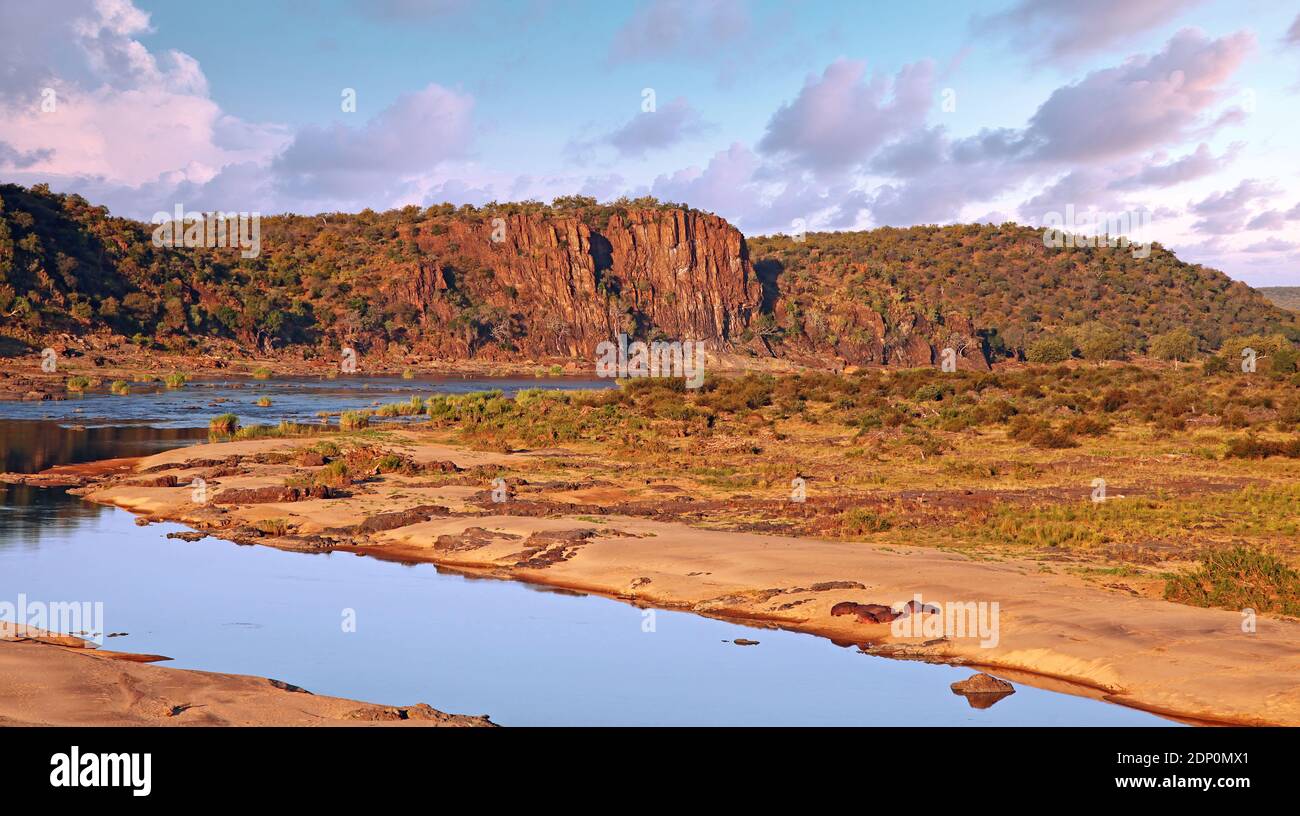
[0,485,111,551]
[0,374,608,428]
[0,420,208,474]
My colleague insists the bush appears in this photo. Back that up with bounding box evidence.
[1270,346,1299,376]
[1026,336,1074,363]
[1149,327,1198,362]
[252,366,272,380]
[312,440,340,458]
[1164,546,1300,616]
[1202,355,1230,375]
[110,379,130,395]
[839,507,893,535]
[209,413,239,434]
[1010,416,1079,448]
[255,396,272,407]
[164,372,188,388]
[254,518,292,537]
[65,375,91,392]
[340,410,370,430]
[1072,323,1126,361]
[1062,415,1110,436]
[1224,435,1300,459]
[315,460,351,487]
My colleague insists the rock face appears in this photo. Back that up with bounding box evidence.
[388,208,762,360]
[379,207,990,368]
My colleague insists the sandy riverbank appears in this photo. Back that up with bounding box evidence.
[0,622,492,727]
[50,430,1300,726]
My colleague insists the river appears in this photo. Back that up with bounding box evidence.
[0,376,1172,725]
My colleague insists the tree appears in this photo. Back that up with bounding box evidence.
[1072,322,1126,361]
[1026,336,1074,363]
[1150,327,1198,361]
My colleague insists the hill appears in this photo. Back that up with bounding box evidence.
[747,226,1298,361]
[1,183,1295,368]
[1260,287,1300,312]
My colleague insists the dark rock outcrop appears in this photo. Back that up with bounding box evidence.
[212,485,331,505]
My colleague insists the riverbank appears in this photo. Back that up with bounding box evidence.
[0,338,802,402]
[53,429,1300,727]
[0,623,492,727]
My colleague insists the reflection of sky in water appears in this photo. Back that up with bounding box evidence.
[0,375,612,428]
[0,377,1176,726]
[0,495,1174,726]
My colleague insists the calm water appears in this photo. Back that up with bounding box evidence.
[0,378,1173,726]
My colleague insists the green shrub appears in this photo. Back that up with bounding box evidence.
[1026,336,1074,363]
[65,375,91,392]
[109,379,130,395]
[1164,547,1300,616]
[316,460,350,487]
[839,507,893,535]
[1150,328,1198,362]
[1224,435,1300,459]
[340,410,370,430]
[164,372,188,388]
[254,518,292,537]
[209,413,239,434]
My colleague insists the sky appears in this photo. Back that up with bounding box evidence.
[0,0,1298,286]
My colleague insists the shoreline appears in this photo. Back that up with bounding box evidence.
[0,623,492,727]
[0,345,808,402]
[46,431,1300,727]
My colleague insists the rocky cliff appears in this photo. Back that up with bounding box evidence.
[1,184,1000,369]
[378,207,985,367]
[386,208,761,360]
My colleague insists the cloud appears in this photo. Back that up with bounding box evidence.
[1189,179,1279,234]
[270,84,475,204]
[859,30,1252,226]
[1246,202,1300,231]
[351,0,469,20]
[640,29,1258,235]
[0,140,53,169]
[1287,14,1300,47]
[758,58,935,175]
[608,0,749,63]
[1109,142,1238,189]
[973,0,1203,65]
[1017,29,1254,162]
[646,142,830,233]
[604,97,707,158]
[1243,237,1297,253]
[0,0,288,204]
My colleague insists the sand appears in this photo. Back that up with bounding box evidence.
[0,623,491,727]
[38,432,1300,726]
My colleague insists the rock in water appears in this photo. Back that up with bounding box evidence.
[950,673,1016,709]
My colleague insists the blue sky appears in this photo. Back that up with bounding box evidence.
[1,0,1298,285]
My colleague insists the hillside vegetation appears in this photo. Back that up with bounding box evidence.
[2,183,1296,366]
[748,227,1298,361]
